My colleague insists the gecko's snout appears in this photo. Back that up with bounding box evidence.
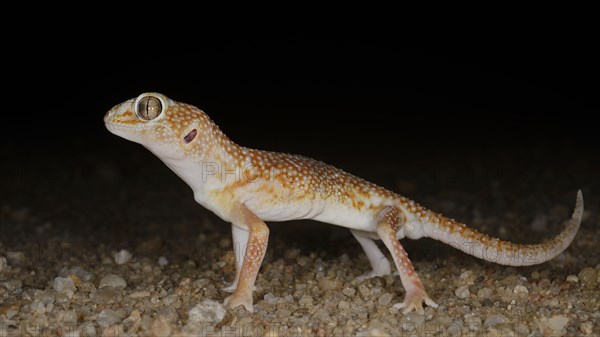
[103,107,115,124]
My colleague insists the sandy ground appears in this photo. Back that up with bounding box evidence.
[1,141,598,336]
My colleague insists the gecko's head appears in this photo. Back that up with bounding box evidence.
[104,92,206,160]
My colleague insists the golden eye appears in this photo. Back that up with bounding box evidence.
[136,96,163,120]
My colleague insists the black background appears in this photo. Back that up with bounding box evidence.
[3,39,596,165]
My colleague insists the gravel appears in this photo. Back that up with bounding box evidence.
[188,300,226,324]
[113,249,133,265]
[1,143,599,336]
[455,285,470,299]
[98,274,127,289]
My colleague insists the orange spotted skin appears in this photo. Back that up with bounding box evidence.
[104,92,584,313]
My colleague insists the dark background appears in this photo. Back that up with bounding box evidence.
[3,40,595,153]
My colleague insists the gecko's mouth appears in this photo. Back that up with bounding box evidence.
[104,122,138,132]
[104,122,144,140]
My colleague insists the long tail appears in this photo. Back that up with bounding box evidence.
[422,190,583,266]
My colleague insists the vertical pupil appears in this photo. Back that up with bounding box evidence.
[139,97,162,120]
[147,99,159,115]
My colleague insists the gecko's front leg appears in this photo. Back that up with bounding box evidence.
[223,225,249,293]
[375,206,438,314]
[223,202,269,312]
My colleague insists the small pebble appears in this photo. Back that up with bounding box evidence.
[5,251,25,265]
[477,287,493,300]
[0,256,7,271]
[378,293,393,305]
[578,267,597,289]
[338,300,350,310]
[52,277,76,297]
[455,285,470,299]
[513,285,529,294]
[401,312,425,325]
[1,279,22,292]
[188,300,226,324]
[80,323,98,336]
[318,277,342,291]
[487,326,515,337]
[156,306,178,323]
[299,295,313,306]
[566,275,579,283]
[77,281,96,292]
[99,274,127,289]
[96,309,121,328]
[158,256,169,266]
[357,328,390,337]
[152,315,172,336]
[547,315,569,331]
[342,287,356,297]
[128,291,150,298]
[537,315,569,335]
[459,270,476,284]
[263,293,277,305]
[465,315,482,331]
[484,314,507,327]
[113,249,133,265]
[579,321,593,335]
[482,299,494,307]
[136,236,163,254]
[91,287,121,304]
[55,310,77,323]
[358,284,371,297]
[59,266,94,282]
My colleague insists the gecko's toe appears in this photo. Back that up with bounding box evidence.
[356,269,391,281]
[224,292,254,312]
[393,289,438,314]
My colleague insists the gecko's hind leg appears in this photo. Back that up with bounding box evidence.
[376,206,438,314]
[351,229,392,280]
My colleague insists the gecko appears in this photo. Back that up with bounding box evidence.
[104,92,583,313]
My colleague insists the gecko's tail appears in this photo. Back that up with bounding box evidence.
[422,190,583,266]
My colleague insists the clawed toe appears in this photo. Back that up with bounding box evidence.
[393,290,438,314]
[356,270,391,281]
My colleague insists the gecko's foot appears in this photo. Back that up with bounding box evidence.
[356,269,392,281]
[393,289,438,314]
[224,292,254,312]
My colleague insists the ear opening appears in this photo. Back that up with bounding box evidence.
[184,129,198,143]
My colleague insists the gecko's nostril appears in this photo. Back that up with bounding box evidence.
[184,129,198,143]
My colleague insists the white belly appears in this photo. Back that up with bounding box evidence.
[249,198,378,232]
[312,203,378,232]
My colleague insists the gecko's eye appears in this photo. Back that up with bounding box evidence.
[136,96,163,121]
